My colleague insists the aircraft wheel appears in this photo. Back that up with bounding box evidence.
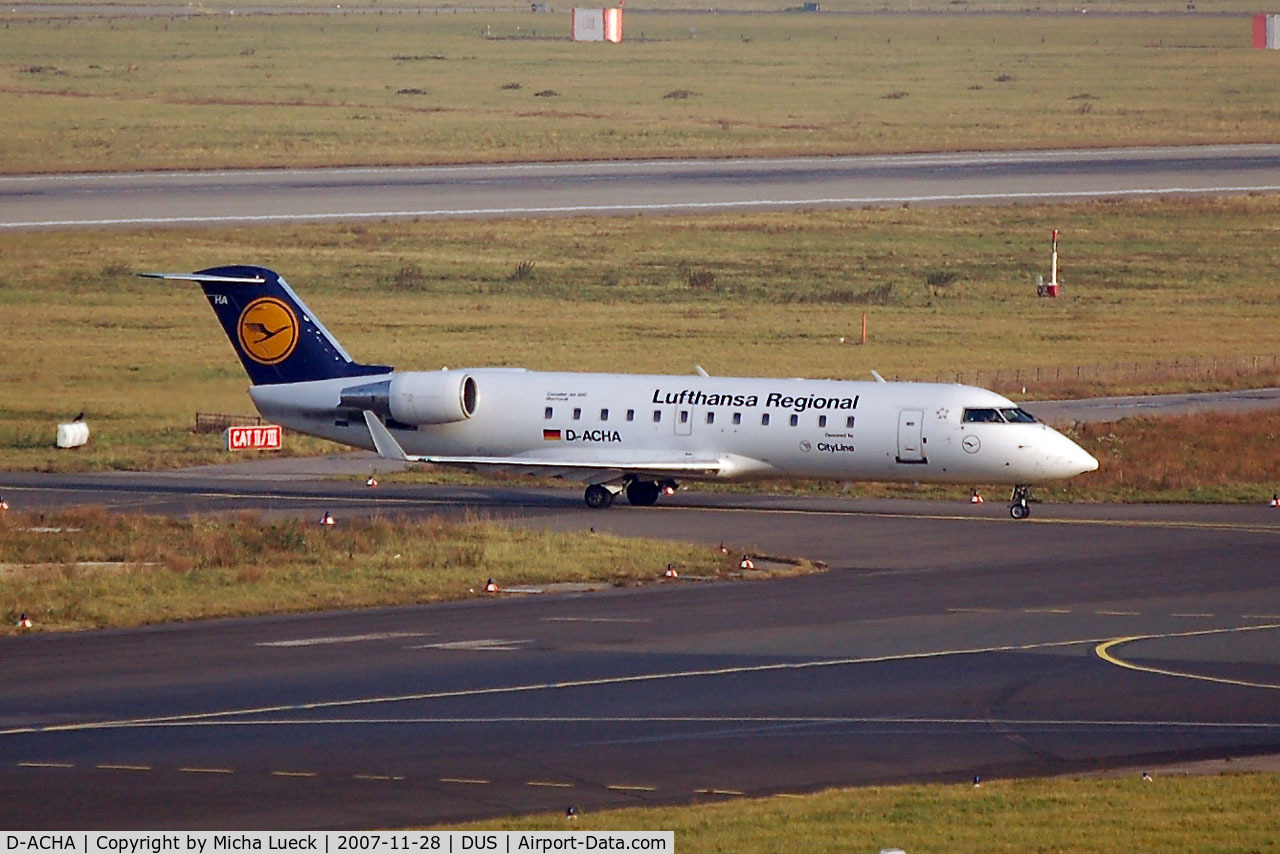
[584,484,615,509]
[625,480,661,506]
[1009,502,1030,520]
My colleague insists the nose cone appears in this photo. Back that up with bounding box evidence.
[1042,428,1098,479]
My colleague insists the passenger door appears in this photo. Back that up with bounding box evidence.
[896,409,927,464]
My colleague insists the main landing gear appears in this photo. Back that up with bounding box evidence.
[583,478,679,509]
[1009,485,1032,520]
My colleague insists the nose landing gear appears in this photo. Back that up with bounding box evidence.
[1009,485,1032,520]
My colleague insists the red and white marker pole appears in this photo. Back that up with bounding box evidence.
[1051,229,1059,290]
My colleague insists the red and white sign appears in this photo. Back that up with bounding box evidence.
[224,424,283,451]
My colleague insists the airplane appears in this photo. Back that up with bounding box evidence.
[142,265,1098,518]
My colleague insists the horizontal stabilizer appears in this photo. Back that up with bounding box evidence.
[138,272,267,284]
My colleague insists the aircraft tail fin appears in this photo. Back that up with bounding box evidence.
[141,265,391,385]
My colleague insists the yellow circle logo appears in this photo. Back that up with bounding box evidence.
[237,297,299,365]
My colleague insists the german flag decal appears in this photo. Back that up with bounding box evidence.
[543,429,562,441]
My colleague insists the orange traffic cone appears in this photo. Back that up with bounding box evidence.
[664,564,679,578]
[0,496,8,512]
[484,578,499,593]
[366,476,378,488]
[739,555,755,571]
[17,612,32,629]
[970,490,983,504]
[1271,494,1279,508]
[319,511,336,526]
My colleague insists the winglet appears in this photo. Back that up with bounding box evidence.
[363,410,410,461]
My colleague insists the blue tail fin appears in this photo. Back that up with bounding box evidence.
[142,265,391,385]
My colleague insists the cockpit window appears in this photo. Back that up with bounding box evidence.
[962,408,1004,423]
[962,407,1038,424]
[999,407,1037,423]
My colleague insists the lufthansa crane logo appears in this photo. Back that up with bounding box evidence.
[237,297,299,365]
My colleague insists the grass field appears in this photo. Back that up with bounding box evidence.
[1,11,1277,173]
[0,508,786,632]
[446,772,1280,853]
[13,0,1280,12]
[2,196,1279,498]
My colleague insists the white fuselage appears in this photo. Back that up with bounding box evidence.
[250,368,1098,486]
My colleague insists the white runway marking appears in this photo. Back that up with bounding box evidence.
[7,185,1280,229]
[541,617,651,623]
[255,631,430,647]
[409,638,532,651]
[73,715,1280,731]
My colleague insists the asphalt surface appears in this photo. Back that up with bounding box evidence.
[1025,387,1280,424]
[1,471,1279,830]
[5,145,1280,229]
[4,142,1280,827]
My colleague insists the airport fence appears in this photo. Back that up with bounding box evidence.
[193,412,267,434]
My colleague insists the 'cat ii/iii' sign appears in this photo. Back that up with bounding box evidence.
[225,424,283,451]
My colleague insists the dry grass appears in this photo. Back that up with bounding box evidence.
[12,0,1274,10]
[446,772,1280,853]
[1052,410,1280,502]
[1,13,1277,173]
[2,196,1279,491]
[0,508,792,633]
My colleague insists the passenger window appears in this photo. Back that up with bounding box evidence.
[573,408,581,420]
[653,410,661,423]
[789,414,798,427]
[732,413,742,425]
[846,416,855,429]
[761,414,771,426]
[600,408,609,421]
[626,409,635,422]
[706,412,715,424]
[818,415,827,428]
[962,408,1005,423]
[544,407,553,420]
[679,410,689,424]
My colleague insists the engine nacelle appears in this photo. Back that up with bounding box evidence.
[389,370,477,425]
[339,371,477,426]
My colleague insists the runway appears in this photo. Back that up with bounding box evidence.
[1,472,1278,829]
[5,144,1280,230]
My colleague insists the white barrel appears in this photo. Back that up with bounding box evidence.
[56,421,90,448]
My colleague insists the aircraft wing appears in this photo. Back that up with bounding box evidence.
[363,410,727,479]
[420,454,725,481]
